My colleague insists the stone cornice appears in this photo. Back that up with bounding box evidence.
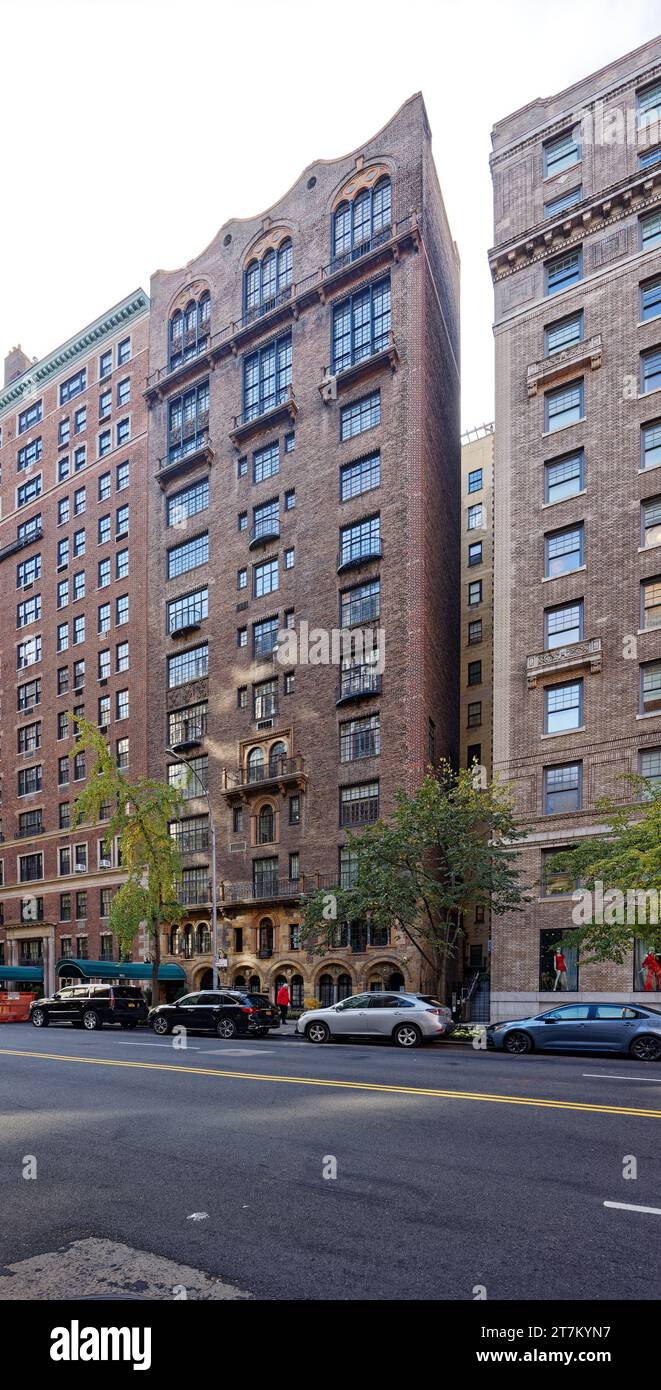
[0,288,150,418]
[489,166,661,284]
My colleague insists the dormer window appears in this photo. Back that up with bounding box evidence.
[332,176,391,268]
[168,291,211,371]
[244,240,293,321]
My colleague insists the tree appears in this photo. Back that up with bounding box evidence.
[301,761,529,995]
[71,718,185,1004]
[548,773,661,967]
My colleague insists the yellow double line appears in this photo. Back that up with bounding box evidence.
[1,1046,661,1119]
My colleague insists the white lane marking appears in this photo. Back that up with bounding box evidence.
[583,1072,661,1082]
[196,1049,275,1056]
[604,1201,661,1216]
[187,1212,209,1221]
[115,1041,201,1050]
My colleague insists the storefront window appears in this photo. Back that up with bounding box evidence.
[539,929,579,992]
[634,940,661,992]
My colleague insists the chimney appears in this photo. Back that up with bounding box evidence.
[4,345,33,387]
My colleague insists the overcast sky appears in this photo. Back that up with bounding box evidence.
[1,0,659,427]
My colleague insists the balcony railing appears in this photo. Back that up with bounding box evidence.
[170,827,210,853]
[169,605,207,638]
[336,538,383,574]
[222,754,306,792]
[336,667,383,705]
[231,386,297,446]
[0,527,44,565]
[222,877,301,905]
[177,883,210,906]
[249,517,281,549]
[157,429,213,482]
[169,718,207,752]
[330,224,393,273]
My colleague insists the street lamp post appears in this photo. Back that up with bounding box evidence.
[166,746,219,990]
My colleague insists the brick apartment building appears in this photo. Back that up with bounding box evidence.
[144,93,460,1006]
[490,37,661,1018]
[0,291,152,997]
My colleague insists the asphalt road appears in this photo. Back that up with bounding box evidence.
[1,1022,661,1301]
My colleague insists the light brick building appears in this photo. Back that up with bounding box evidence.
[490,37,661,1018]
[145,94,460,1006]
[0,292,153,997]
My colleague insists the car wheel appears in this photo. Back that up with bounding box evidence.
[306,1021,330,1044]
[216,1018,238,1040]
[152,1016,170,1036]
[630,1034,661,1062]
[393,1022,422,1048]
[31,1008,48,1028]
[82,1010,100,1031]
[504,1030,533,1055]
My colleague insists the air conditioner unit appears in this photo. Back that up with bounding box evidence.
[74,864,87,873]
[57,563,68,573]
[99,678,108,687]
[256,719,273,730]
[23,582,34,592]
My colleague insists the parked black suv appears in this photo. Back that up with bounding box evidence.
[30,984,148,1031]
[149,989,280,1039]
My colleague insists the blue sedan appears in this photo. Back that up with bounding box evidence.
[487,1002,661,1061]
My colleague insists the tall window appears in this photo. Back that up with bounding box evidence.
[641,661,661,715]
[544,763,582,814]
[168,643,209,689]
[642,497,661,548]
[168,292,211,370]
[332,277,391,373]
[640,211,661,252]
[545,249,582,296]
[641,348,661,395]
[339,514,381,567]
[243,334,292,421]
[545,600,583,649]
[641,276,661,323]
[167,587,208,634]
[544,679,583,733]
[642,578,661,631]
[167,531,209,579]
[167,478,209,526]
[340,578,380,627]
[332,177,392,266]
[168,381,209,463]
[340,452,381,502]
[545,524,584,577]
[544,450,584,503]
[545,380,584,431]
[543,128,580,176]
[244,240,293,320]
[544,312,583,355]
[340,781,380,826]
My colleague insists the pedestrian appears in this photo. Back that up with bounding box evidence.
[276,980,290,1024]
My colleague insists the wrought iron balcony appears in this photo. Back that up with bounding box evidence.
[526,637,603,690]
[330,224,394,273]
[336,667,383,706]
[336,538,383,575]
[169,606,206,639]
[169,719,207,753]
[0,526,43,565]
[222,754,306,795]
[249,518,281,550]
[222,877,302,905]
[320,332,399,402]
[156,430,214,485]
[230,387,297,448]
[176,884,210,906]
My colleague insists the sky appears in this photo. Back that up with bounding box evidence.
[0,0,659,428]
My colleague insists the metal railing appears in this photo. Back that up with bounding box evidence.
[233,385,295,434]
[337,538,383,571]
[337,667,382,702]
[224,754,304,790]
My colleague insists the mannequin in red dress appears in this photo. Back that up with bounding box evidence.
[553,950,568,991]
[640,951,661,992]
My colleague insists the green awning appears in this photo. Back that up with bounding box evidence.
[0,965,43,983]
[55,959,186,981]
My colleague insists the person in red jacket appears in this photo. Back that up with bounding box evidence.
[276,981,290,1024]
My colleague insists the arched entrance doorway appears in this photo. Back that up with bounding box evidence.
[386,971,405,992]
[198,968,213,990]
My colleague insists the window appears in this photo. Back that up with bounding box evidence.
[98,649,111,680]
[168,700,207,748]
[254,558,278,598]
[642,421,661,472]
[73,614,85,644]
[468,580,482,607]
[638,79,661,129]
[74,447,85,472]
[18,720,41,753]
[467,745,481,769]
[167,478,209,526]
[117,337,131,366]
[115,594,129,625]
[73,571,85,602]
[116,460,129,491]
[640,146,661,170]
[74,405,86,434]
[640,211,661,251]
[284,548,294,569]
[545,679,583,733]
[289,794,301,825]
[116,418,130,446]
[116,737,129,769]
[284,432,295,453]
[116,641,129,672]
[116,689,129,722]
[253,617,279,660]
[18,400,42,434]
[112,548,127,582]
[99,389,112,421]
[18,809,42,838]
[467,702,482,728]
[545,249,582,295]
[253,442,279,484]
[59,498,71,528]
[98,695,110,727]
[73,528,85,558]
[332,177,391,265]
[332,276,391,373]
[167,532,209,579]
[59,369,86,405]
[57,667,69,695]
[339,846,359,889]
[467,504,483,531]
[17,437,42,471]
[59,417,71,446]
[544,186,582,218]
[252,499,280,545]
[73,659,85,690]
[339,514,381,567]
[17,635,41,668]
[641,661,661,715]
[73,751,86,780]
[244,240,293,321]
[167,587,208,633]
[19,853,43,883]
[545,449,584,503]
[117,378,130,407]
[57,622,69,653]
[641,276,661,323]
[243,334,292,421]
[544,128,580,176]
[340,578,380,627]
[468,619,482,645]
[340,781,379,826]
[465,540,481,569]
[76,889,88,919]
[58,756,69,787]
[17,678,40,712]
[642,577,661,631]
[468,660,482,687]
[340,452,381,502]
[18,764,42,796]
[545,524,584,576]
[98,429,111,457]
[467,468,483,494]
[17,594,41,628]
[640,747,661,791]
[545,380,583,431]
[98,603,110,635]
[340,714,380,762]
[642,497,661,547]
[100,349,112,379]
[73,486,86,516]
[540,931,580,990]
[642,348,661,395]
[284,671,295,694]
[58,456,70,482]
[340,391,381,441]
[253,677,277,720]
[544,763,582,814]
[17,514,42,545]
[98,515,111,546]
[545,311,584,355]
[98,558,110,588]
[284,489,295,511]
[545,600,583,649]
[116,503,129,538]
[17,475,42,508]
[168,643,208,688]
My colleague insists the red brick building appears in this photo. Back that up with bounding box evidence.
[145,94,460,1005]
[0,291,153,997]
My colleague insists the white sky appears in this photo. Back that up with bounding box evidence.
[1,0,659,428]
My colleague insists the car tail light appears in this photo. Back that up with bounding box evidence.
[426,1007,443,1015]
[240,1006,255,1014]
[109,995,116,1009]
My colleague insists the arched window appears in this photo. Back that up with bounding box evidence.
[319,973,334,1008]
[258,920,274,954]
[269,740,287,776]
[234,973,246,989]
[337,973,353,1000]
[291,973,303,1009]
[243,239,293,321]
[249,974,261,991]
[257,803,275,844]
[168,292,211,370]
[169,926,180,954]
[247,747,265,783]
[332,176,392,267]
[196,923,211,954]
[386,971,405,993]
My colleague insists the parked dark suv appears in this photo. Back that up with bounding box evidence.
[149,989,280,1039]
[30,984,148,1031]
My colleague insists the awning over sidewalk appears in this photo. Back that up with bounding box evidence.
[0,966,43,983]
[55,959,186,982]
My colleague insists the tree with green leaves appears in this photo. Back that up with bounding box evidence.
[301,762,529,996]
[548,773,661,968]
[71,718,185,1004]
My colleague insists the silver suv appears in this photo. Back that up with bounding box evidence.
[296,992,454,1048]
